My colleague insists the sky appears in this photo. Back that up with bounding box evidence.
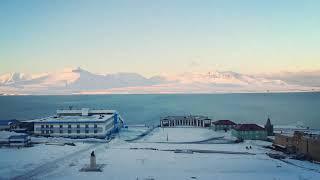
[0,0,320,77]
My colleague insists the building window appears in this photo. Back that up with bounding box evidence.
[94,124,97,128]
[94,130,97,134]
[77,124,80,128]
[46,130,49,134]
[60,130,63,134]
[60,125,63,128]
[85,124,89,128]
[41,125,44,128]
[68,124,71,128]
[50,130,54,133]
[68,130,71,134]
[50,125,53,128]
[41,130,44,134]
[77,130,80,134]
[46,125,49,128]
[85,130,89,134]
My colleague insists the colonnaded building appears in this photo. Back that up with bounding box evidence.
[32,108,124,139]
[160,115,212,128]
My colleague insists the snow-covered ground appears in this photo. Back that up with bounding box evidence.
[0,127,319,180]
[0,143,93,179]
[138,127,227,143]
[118,126,150,141]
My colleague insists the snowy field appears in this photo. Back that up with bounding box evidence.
[0,143,93,179]
[138,127,227,143]
[118,126,150,141]
[0,127,319,180]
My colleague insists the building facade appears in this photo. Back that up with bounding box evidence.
[274,131,320,161]
[212,120,237,131]
[232,124,267,140]
[160,115,211,128]
[33,108,124,139]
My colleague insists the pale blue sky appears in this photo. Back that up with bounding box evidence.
[0,0,319,76]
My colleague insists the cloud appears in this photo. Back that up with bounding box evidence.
[189,61,200,67]
[262,70,320,87]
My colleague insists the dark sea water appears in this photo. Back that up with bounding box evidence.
[0,93,320,128]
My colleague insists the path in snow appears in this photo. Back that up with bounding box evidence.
[125,126,158,142]
[11,143,105,180]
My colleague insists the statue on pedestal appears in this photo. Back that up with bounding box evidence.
[90,151,96,169]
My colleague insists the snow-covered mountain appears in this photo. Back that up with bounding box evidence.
[0,68,318,95]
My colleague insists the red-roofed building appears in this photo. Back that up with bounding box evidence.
[212,120,237,131]
[232,124,267,140]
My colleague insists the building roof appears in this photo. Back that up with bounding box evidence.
[57,108,116,116]
[32,114,114,124]
[265,118,272,127]
[276,131,320,139]
[213,120,236,126]
[0,119,19,126]
[161,115,210,121]
[234,124,265,131]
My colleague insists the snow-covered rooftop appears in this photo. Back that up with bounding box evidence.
[56,108,116,116]
[32,114,114,123]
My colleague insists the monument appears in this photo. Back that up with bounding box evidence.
[80,150,104,172]
[90,151,96,169]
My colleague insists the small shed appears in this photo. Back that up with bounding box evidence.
[8,135,31,147]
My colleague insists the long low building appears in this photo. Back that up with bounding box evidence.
[8,135,31,147]
[32,108,124,139]
[231,124,267,140]
[212,120,237,131]
[160,115,211,128]
[274,131,320,161]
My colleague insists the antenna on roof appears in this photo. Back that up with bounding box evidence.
[69,106,73,110]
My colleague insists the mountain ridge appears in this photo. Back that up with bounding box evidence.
[0,68,319,95]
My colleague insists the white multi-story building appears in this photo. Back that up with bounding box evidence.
[33,108,124,139]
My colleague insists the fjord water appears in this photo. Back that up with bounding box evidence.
[0,92,319,128]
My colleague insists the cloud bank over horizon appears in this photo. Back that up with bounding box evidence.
[0,67,319,95]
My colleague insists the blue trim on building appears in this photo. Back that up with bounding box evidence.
[9,135,29,139]
[34,121,110,124]
[112,113,118,133]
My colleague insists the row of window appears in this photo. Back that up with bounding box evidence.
[40,124,98,128]
[41,129,98,134]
